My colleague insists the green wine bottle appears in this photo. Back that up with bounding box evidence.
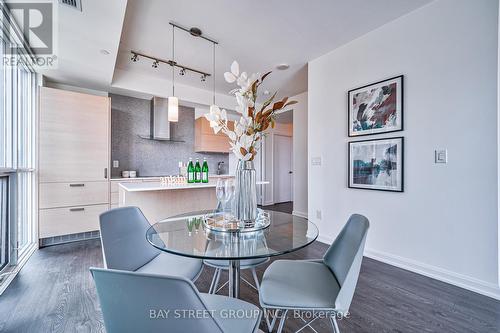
[194,158,201,183]
[187,158,195,183]
[202,158,209,183]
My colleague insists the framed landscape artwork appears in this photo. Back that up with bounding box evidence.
[348,75,403,137]
[348,137,404,192]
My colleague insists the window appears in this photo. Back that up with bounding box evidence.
[0,4,38,291]
[0,176,7,271]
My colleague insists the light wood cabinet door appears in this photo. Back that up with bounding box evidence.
[194,117,233,153]
[39,87,110,182]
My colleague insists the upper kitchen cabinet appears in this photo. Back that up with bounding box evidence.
[39,87,110,182]
[194,117,233,153]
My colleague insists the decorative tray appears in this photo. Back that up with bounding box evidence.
[203,208,270,232]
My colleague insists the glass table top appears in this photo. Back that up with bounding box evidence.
[146,210,319,260]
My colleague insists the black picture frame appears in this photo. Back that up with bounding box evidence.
[348,75,404,137]
[348,137,404,192]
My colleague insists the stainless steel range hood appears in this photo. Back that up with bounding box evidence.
[139,97,184,142]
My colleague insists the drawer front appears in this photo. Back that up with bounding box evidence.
[39,204,108,238]
[40,181,109,209]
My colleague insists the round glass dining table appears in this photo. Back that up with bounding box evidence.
[146,210,319,298]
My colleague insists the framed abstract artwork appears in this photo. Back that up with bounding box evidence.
[348,75,403,137]
[348,137,404,192]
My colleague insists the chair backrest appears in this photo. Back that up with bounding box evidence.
[99,206,160,271]
[90,268,225,333]
[322,214,369,315]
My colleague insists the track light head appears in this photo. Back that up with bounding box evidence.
[201,74,207,82]
[152,60,159,68]
[131,54,138,62]
[179,68,186,76]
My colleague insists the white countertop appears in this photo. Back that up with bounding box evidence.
[111,174,233,181]
[119,180,269,192]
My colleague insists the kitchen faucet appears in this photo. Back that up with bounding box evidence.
[217,161,225,175]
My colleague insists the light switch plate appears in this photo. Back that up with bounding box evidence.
[435,150,447,164]
[311,157,322,166]
[113,160,119,168]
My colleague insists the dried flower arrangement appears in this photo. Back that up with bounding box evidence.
[205,61,297,161]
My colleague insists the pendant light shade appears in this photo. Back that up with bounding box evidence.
[210,39,217,113]
[168,96,179,122]
[169,24,179,122]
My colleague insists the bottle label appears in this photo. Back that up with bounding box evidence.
[202,172,208,181]
[196,172,201,180]
[188,173,194,182]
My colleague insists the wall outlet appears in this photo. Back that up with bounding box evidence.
[316,210,322,220]
[435,150,447,164]
[113,160,119,168]
[311,157,322,166]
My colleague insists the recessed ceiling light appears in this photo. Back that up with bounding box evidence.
[276,63,290,70]
[100,49,110,55]
[263,90,270,95]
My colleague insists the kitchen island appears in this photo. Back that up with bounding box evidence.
[118,180,268,223]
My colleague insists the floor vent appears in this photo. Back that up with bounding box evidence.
[40,230,99,247]
[58,0,82,11]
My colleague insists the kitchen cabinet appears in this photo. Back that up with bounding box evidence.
[39,87,109,182]
[38,87,110,241]
[194,117,233,153]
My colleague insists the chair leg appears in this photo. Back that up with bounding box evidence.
[330,316,340,333]
[208,268,220,294]
[276,309,288,333]
[264,308,279,333]
[251,268,260,291]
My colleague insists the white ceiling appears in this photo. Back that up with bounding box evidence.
[42,0,433,101]
[38,0,127,91]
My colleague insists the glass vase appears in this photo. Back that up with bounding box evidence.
[232,160,257,222]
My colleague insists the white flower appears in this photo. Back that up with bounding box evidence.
[226,130,237,141]
[236,72,260,93]
[224,61,240,83]
[235,93,254,115]
[231,61,239,76]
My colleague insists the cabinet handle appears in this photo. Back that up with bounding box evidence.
[69,208,85,212]
[104,167,108,179]
[69,183,85,187]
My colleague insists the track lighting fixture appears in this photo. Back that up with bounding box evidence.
[129,22,219,88]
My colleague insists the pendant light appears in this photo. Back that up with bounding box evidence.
[168,25,179,122]
[209,41,218,113]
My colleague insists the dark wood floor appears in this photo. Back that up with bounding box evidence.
[1,203,499,332]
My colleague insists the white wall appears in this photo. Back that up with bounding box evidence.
[308,0,500,298]
[291,92,308,217]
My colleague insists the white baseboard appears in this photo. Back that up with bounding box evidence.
[315,236,500,300]
[364,248,500,300]
[292,210,308,218]
[317,235,333,245]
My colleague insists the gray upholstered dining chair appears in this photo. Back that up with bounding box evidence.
[259,214,369,333]
[99,206,203,281]
[91,267,263,333]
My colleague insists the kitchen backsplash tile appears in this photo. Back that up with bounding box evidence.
[110,94,228,178]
